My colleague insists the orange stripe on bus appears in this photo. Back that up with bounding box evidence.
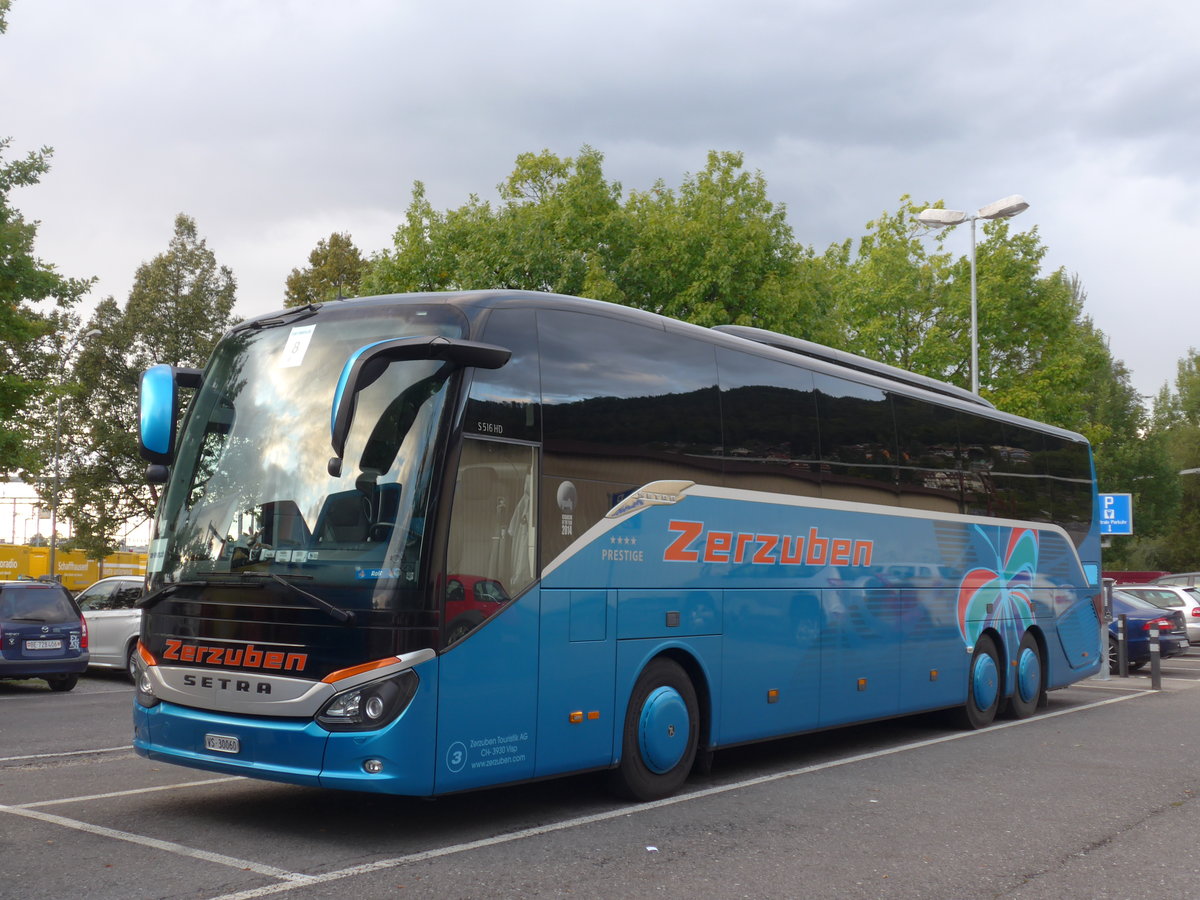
[322,656,402,684]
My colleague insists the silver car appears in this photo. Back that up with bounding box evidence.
[1116,583,1200,643]
[74,576,144,679]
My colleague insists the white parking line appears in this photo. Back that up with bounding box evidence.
[0,804,308,882]
[0,687,132,701]
[0,690,1153,900]
[0,745,132,763]
[17,776,243,809]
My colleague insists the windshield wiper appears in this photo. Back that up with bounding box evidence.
[234,303,322,333]
[136,583,190,611]
[136,572,354,624]
[266,573,355,624]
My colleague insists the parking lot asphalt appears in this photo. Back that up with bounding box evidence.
[5,655,1200,899]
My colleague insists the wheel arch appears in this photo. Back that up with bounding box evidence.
[616,643,714,763]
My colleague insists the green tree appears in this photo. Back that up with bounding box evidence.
[365,147,625,298]
[56,214,237,557]
[619,151,814,334]
[1137,350,1200,570]
[0,139,93,475]
[284,232,367,307]
[365,147,830,341]
[825,197,960,375]
[1080,318,1179,563]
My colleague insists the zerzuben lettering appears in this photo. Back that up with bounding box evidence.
[162,639,307,672]
[664,520,873,568]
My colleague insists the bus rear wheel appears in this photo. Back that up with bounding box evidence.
[954,634,1001,729]
[609,658,699,802]
[1004,631,1043,719]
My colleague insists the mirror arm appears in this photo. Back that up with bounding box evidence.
[327,336,510,474]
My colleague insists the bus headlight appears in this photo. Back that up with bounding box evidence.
[134,656,160,709]
[317,669,419,732]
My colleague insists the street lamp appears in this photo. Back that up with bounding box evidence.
[917,195,1030,395]
[48,328,101,582]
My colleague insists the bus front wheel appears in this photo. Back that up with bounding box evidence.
[609,658,699,802]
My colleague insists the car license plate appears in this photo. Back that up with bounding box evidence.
[204,733,240,754]
[25,639,63,651]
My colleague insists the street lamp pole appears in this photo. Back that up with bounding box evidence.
[917,195,1029,395]
[48,328,100,582]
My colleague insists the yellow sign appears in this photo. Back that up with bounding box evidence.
[0,546,147,592]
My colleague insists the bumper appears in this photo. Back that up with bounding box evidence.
[0,656,89,678]
[133,688,438,796]
[1127,635,1190,664]
[1163,636,1191,659]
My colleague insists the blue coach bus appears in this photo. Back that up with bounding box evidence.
[132,291,1102,800]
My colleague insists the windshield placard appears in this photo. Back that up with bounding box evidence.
[279,324,316,368]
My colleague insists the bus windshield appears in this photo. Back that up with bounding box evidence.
[148,304,468,611]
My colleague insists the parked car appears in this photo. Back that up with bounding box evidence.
[1155,572,1200,588]
[1116,583,1200,643]
[0,579,89,691]
[444,574,510,644]
[73,575,143,679]
[1109,590,1190,673]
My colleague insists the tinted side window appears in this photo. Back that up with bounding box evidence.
[718,348,820,497]
[75,580,118,611]
[464,308,541,442]
[994,424,1052,524]
[111,585,144,608]
[891,394,962,513]
[814,374,897,504]
[960,416,1006,517]
[1043,433,1094,544]
[539,309,721,486]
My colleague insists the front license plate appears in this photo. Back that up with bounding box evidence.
[204,733,240,754]
[25,639,63,651]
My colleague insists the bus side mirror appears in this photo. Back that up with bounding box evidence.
[139,365,203,466]
[328,336,510,475]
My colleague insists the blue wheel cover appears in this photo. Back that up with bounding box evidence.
[972,651,999,712]
[638,686,689,774]
[1016,646,1041,703]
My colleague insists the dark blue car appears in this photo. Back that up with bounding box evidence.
[0,580,89,691]
[1109,589,1190,673]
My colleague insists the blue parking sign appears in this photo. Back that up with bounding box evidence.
[1099,493,1133,535]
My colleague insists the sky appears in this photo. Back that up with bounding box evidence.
[3,0,1198,404]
